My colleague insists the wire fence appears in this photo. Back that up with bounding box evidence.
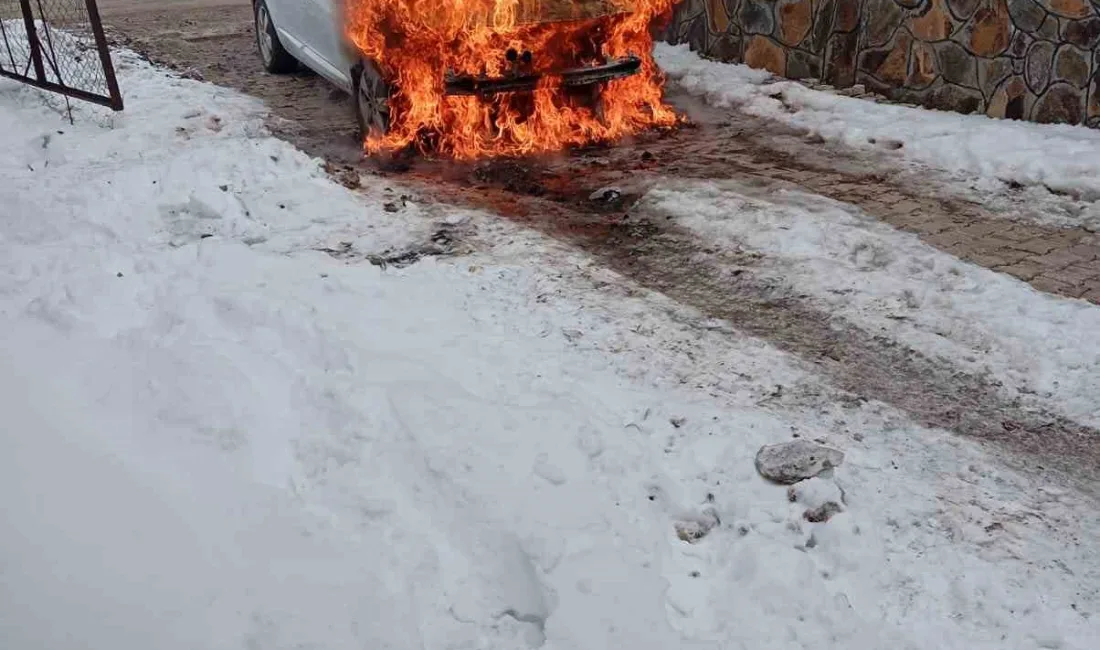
[0,0,122,110]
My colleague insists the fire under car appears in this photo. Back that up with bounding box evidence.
[252,0,643,140]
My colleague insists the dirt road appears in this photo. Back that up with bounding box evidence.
[96,0,1100,490]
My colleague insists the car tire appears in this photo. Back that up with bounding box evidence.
[354,59,391,140]
[254,0,296,74]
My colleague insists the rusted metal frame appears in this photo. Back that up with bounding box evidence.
[84,0,122,109]
[0,0,123,110]
[17,0,46,82]
[0,66,118,106]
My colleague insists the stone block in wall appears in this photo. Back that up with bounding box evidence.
[1062,17,1100,48]
[1007,0,1047,32]
[1038,0,1093,18]
[1008,27,1034,57]
[910,0,958,41]
[860,31,913,85]
[966,0,1012,56]
[824,31,860,85]
[740,0,776,35]
[1025,40,1057,94]
[661,0,1097,127]
[978,56,1015,98]
[876,77,985,113]
[777,0,815,46]
[930,80,986,112]
[706,0,733,33]
[788,48,824,78]
[864,0,907,47]
[836,0,861,31]
[666,0,704,43]
[1033,82,1086,122]
[987,75,1032,118]
[948,0,983,20]
[909,39,940,87]
[935,40,980,87]
[709,33,745,62]
[668,2,709,48]
[1036,14,1063,40]
[1053,44,1091,86]
[744,34,788,74]
[811,0,837,51]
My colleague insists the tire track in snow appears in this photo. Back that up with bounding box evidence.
[393,171,1100,497]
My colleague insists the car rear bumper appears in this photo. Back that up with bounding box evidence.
[443,56,641,96]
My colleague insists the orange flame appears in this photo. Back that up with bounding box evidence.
[344,0,680,159]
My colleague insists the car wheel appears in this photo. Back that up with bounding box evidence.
[354,59,391,141]
[254,0,296,74]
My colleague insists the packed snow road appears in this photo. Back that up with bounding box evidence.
[3,7,1100,650]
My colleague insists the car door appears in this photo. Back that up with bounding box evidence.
[262,0,308,58]
[298,0,354,90]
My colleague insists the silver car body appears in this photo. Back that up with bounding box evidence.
[263,0,356,93]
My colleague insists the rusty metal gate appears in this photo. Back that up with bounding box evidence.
[0,0,122,110]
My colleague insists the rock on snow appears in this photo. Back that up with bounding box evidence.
[755,440,845,485]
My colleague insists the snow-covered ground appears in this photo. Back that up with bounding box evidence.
[656,43,1100,203]
[3,50,1100,650]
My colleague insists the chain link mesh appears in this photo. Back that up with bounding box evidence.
[0,0,121,109]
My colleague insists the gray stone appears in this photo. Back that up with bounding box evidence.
[740,0,776,35]
[1007,0,1046,32]
[709,33,744,63]
[1008,29,1034,58]
[804,501,844,523]
[1037,14,1062,40]
[1033,82,1084,123]
[930,81,985,113]
[1063,17,1100,49]
[864,0,906,48]
[788,48,823,79]
[936,40,979,88]
[755,440,845,484]
[979,57,1015,98]
[1054,44,1090,86]
[1026,40,1056,94]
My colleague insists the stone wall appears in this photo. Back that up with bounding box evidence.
[666,0,1100,127]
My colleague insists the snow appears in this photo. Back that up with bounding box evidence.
[641,179,1100,429]
[655,43,1100,200]
[3,46,1100,650]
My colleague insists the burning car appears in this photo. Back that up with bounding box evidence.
[254,0,678,158]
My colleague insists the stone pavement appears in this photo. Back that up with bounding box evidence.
[835,184,1100,304]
